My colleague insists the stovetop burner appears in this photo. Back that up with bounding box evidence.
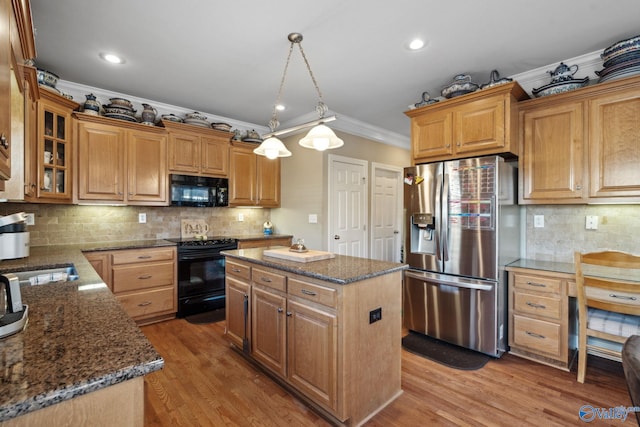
[166,237,238,247]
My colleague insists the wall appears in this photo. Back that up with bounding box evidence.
[524,205,640,262]
[270,130,411,251]
[0,203,268,246]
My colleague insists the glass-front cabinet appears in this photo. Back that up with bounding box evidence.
[32,90,78,202]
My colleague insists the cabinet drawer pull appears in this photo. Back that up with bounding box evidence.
[301,289,317,296]
[0,133,8,149]
[231,268,241,273]
[526,281,546,288]
[286,311,292,317]
[526,301,546,309]
[138,301,152,307]
[138,275,152,279]
[610,294,637,301]
[260,277,272,283]
[138,255,152,259]
[525,331,546,339]
[277,307,283,313]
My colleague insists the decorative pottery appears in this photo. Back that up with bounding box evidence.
[83,93,101,116]
[36,69,59,88]
[109,97,134,109]
[232,129,244,141]
[141,103,157,125]
[242,129,262,142]
[185,112,208,121]
[212,122,232,132]
[441,74,479,99]
[601,34,640,64]
[532,76,590,98]
[480,69,513,89]
[161,113,183,123]
[548,62,579,83]
[414,91,439,108]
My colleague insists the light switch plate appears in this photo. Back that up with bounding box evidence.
[308,214,318,224]
[534,215,544,228]
[586,215,598,230]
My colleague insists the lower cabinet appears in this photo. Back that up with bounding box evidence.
[225,257,402,425]
[84,246,177,325]
[507,267,576,370]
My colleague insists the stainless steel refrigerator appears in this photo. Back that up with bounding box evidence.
[403,156,520,357]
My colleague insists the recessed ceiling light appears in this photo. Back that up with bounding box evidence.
[408,39,425,51]
[276,104,286,111]
[99,53,125,64]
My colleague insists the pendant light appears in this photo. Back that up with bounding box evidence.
[254,33,342,159]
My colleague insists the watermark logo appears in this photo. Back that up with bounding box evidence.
[579,405,640,422]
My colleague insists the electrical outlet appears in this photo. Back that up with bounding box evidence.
[238,213,244,222]
[369,307,382,324]
[586,215,598,230]
[24,213,35,226]
[138,213,147,223]
[534,215,544,228]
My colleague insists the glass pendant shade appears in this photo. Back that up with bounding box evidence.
[298,124,343,151]
[253,137,292,159]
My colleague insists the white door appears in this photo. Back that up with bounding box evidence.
[328,155,368,257]
[370,163,403,262]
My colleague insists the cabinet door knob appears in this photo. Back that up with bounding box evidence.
[0,133,8,149]
[277,307,283,313]
[286,311,292,317]
[575,184,582,190]
[334,235,340,240]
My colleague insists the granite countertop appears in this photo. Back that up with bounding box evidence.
[506,258,575,275]
[0,241,171,422]
[235,234,293,241]
[222,247,408,284]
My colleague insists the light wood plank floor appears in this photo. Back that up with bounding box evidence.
[141,319,637,426]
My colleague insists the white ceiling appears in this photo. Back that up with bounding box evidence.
[29,0,640,148]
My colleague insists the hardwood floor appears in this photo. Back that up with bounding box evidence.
[141,319,637,426]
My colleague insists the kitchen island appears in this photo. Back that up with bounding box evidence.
[0,243,168,426]
[222,247,407,427]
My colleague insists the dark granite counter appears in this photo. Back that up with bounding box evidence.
[222,247,408,284]
[0,241,171,422]
[235,234,293,242]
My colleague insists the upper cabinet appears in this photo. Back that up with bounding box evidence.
[0,0,36,182]
[405,82,529,164]
[74,113,168,205]
[29,89,79,203]
[163,120,230,178]
[519,75,640,204]
[229,141,280,207]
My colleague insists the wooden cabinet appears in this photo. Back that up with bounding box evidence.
[224,256,402,425]
[236,236,292,249]
[0,0,35,183]
[519,75,640,204]
[405,82,528,164]
[88,246,177,325]
[229,141,280,207]
[519,100,586,203]
[508,267,575,371]
[29,90,79,202]
[74,114,168,205]
[163,120,230,178]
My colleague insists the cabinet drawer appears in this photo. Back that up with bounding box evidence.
[514,292,561,320]
[226,260,251,281]
[252,267,286,292]
[111,247,175,265]
[513,315,562,358]
[116,287,174,318]
[513,274,561,294]
[288,278,337,308]
[112,261,174,293]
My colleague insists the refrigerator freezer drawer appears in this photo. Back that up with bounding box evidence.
[403,270,500,356]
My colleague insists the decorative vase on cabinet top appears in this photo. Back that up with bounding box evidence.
[83,93,100,116]
[141,104,157,125]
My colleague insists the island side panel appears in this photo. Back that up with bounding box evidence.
[342,271,403,426]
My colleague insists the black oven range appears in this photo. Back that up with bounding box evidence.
[166,237,238,317]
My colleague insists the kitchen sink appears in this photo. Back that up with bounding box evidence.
[10,265,79,286]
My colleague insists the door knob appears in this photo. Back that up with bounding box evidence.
[334,235,340,240]
[393,230,399,234]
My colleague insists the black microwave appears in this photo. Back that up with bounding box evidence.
[170,174,228,207]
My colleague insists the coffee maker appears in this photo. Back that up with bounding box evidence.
[0,212,30,260]
[0,273,28,338]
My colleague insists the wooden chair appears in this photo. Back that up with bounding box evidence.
[575,251,640,383]
[622,335,640,423]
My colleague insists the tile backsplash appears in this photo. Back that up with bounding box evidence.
[0,203,270,246]
[525,205,640,262]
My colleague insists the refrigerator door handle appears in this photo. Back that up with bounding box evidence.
[441,171,450,261]
[405,270,494,291]
[435,171,443,261]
